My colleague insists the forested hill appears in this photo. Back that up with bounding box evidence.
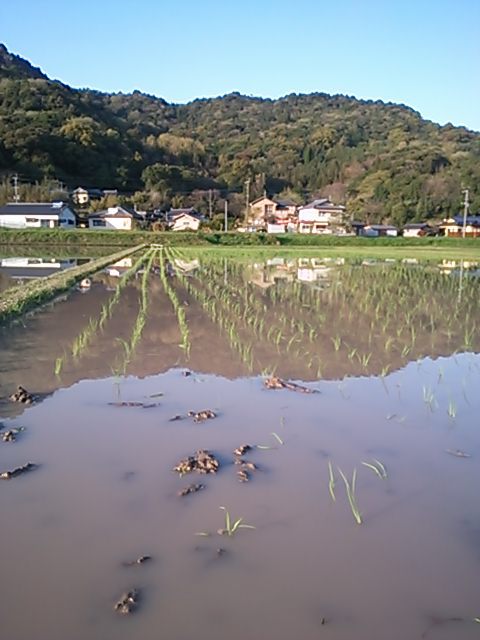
[1,43,479,223]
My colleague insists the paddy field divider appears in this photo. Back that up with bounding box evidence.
[0,244,147,322]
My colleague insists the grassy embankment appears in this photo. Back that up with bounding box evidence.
[0,229,478,261]
[0,244,145,322]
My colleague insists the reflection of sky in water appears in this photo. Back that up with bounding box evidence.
[0,351,479,640]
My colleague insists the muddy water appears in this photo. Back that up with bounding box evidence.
[1,254,480,640]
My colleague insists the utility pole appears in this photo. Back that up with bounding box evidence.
[224,199,228,232]
[208,189,213,219]
[461,189,469,238]
[12,174,20,202]
[244,178,250,225]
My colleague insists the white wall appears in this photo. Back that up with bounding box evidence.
[89,216,132,230]
[0,212,75,229]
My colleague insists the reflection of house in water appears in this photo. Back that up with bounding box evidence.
[248,257,345,288]
[104,258,133,277]
[297,258,344,285]
[0,257,77,280]
[438,260,479,276]
[173,258,200,274]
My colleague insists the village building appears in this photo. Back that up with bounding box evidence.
[360,224,398,237]
[402,222,436,237]
[297,199,346,234]
[165,208,204,231]
[88,206,136,230]
[439,215,480,237]
[0,202,76,229]
[248,196,298,231]
[71,187,118,206]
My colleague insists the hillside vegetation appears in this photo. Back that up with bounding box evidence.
[1,44,479,224]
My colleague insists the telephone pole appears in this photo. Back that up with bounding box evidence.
[208,189,213,219]
[462,189,470,238]
[244,178,250,225]
[224,199,228,232]
[12,174,20,202]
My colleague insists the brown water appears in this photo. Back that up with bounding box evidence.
[1,252,479,640]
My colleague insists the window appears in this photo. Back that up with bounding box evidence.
[92,219,106,227]
[26,218,38,223]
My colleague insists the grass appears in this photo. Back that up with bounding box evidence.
[337,467,362,525]
[328,461,336,502]
[361,459,388,479]
[218,507,255,537]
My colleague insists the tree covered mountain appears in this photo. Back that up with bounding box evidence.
[0,43,479,224]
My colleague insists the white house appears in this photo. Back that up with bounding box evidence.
[0,202,76,229]
[297,199,346,234]
[88,206,134,230]
[361,224,398,237]
[402,223,434,237]
[166,208,204,231]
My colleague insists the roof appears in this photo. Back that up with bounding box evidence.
[274,199,297,208]
[166,208,203,220]
[88,206,134,219]
[0,202,73,216]
[366,224,398,230]
[300,199,345,211]
[453,215,480,226]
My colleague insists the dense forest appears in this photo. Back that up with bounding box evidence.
[1,43,479,224]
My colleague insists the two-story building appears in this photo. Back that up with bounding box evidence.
[297,199,346,234]
[248,196,298,231]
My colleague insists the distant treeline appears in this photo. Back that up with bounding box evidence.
[1,44,480,224]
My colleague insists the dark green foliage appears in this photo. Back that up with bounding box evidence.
[1,45,479,222]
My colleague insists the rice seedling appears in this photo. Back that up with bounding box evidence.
[271,431,284,445]
[331,335,342,352]
[218,507,255,537]
[54,355,64,377]
[447,400,457,419]
[361,459,387,479]
[337,467,362,525]
[422,385,436,411]
[328,461,336,502]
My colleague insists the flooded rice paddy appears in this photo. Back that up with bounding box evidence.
[1,248,479,640]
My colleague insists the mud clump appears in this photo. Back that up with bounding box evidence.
[233,444,252,457]
[188,409,216,423]
[114,589,140,614]
[174,450,220,475]
[2,427,25,442]
[122,556,152,567]
[178,483,205,497]
[0,462,37,479]
[237,469,249,483]
[9,386,34,404]
[264,376,317,394]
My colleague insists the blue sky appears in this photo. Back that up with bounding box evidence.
[1,0,479,130]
